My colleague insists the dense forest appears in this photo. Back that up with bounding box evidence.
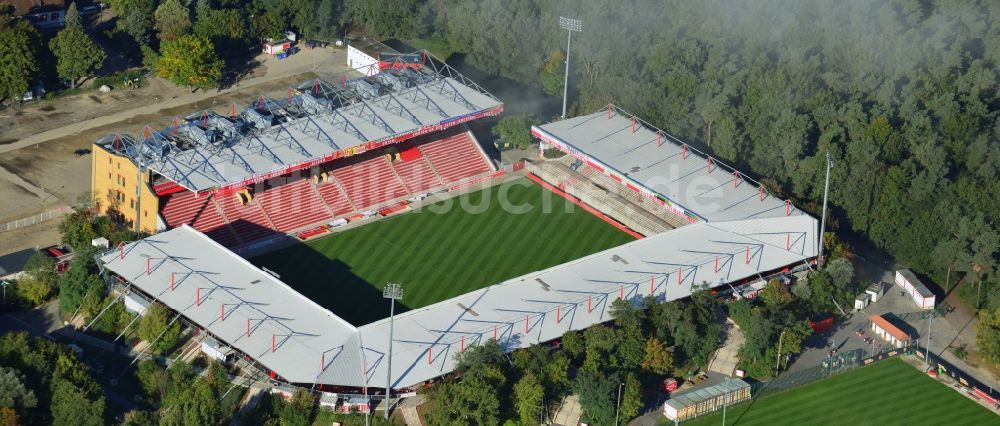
[424,0,1000,300]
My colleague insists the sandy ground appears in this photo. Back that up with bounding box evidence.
[0,47,354,253]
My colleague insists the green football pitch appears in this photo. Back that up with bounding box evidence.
[252,178,635,326]
[679,358,997,426]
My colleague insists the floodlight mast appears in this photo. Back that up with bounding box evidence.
[383,283,403,420]
[559,17,582,119]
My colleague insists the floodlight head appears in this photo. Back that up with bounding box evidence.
[559,16,582,32]
[383,283,403,300]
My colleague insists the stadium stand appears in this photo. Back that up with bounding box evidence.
[255,174,333,232]
[90,51,504,247]
[330,154,410,211]
[418,130,493,183]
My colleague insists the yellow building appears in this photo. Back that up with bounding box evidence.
[90,141,160,234]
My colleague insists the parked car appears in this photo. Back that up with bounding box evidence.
[81,5,98,14]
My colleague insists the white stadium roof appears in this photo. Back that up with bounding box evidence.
[96,56,502,194]
[102,211,816,388]
[532,105,803,222]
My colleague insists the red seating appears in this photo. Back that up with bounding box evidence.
[378,202,409,216]
[158,127,499,247]
[419,131,492,183]
[160,191,239,245]
[331,155,408,210]
[214,191,276,244]
[315,177,355,216]
[298,226,329,240]
[256,175,332,232]
[390,153,443,193]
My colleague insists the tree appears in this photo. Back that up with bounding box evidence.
[426,369,503,426]
[512,372,543,426]
[50,376,104,426]
[641,336,673,375]
[279,389,314,426]
[825,258,855,290]
[57,250,104,315]
[120,6,153,45]
[493,115,541,149]
[154,0,192,41]
[0,367,37,411]
[341,0,422,39]
[619,372,643,422]
[761,280,792,306]
[976,306,1000,366]
[137,302,182,354]
[561,330,584,360]
[49,25,106,87]
[0,11,41,101]
[572,370,615,426]
[156,35,223,91]
[64,2,81,28]
[121,410,159,426]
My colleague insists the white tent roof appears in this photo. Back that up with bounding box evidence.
[101,211,817,388]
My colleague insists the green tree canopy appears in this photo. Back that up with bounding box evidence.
[156,34,223,91]
[137,302,182,354]
[49,25,106,87]
[0,11,41,101]
[492,114,541,149]
[341,0,422,39]
[512,372,543,426]
[641,336,673,375]
[154,0,193,42]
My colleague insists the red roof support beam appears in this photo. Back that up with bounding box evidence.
[287,87,293,104]
[321,353,326,371]
[493,325,497,340]
[650,275,655,294]
[257,96,265,111]
[631,117,637,133]
[427,346,432,364]
[556,305,561,323]
[146,257,151,275]
[745,246,750,264]
[230,103,237,118]
[733,171,740,188]
[201,110,208,127]
[171,117,180,134]
[787,233,791,250]
[759,185,766,201]
[707,157,714,174]
[220,303,225,321]
[607,103,612,119]
[313,79,320,95]
[247,319,251,337]
[460,335,465,352]
[524,315,529,333]
[786,199,792,216]
[170,272,175,291]
[119,242,124,259]
[620,285,624,300]
[272,334,276,352]
[682,144,688,159]
[714,255,719,273]
[678,267,682,285]
[588,295,592,313]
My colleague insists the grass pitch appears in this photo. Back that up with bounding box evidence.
[253,178,635,326]
[680,358,997,426]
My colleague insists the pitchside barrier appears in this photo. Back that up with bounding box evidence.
[914,345,1000,408]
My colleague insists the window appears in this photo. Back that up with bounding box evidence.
[50,12,60,20]
[107,172,111,180]
[129,198,135,209]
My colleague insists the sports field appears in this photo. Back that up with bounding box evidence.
[253,178,635,326]
[680,358,997,426]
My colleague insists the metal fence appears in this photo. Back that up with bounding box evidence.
[0,206,71,232]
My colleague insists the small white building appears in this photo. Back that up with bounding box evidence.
[122,292,151,315]
[870,314,913,349]
[865,282,885,303]
[200,336,233,363]
[347,39,383,75]
[895,270,935,309]
[854,293,870,311]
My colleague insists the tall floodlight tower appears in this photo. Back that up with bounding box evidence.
[818,151,833,269]
[383,283,403,420]
[559,17,582,119]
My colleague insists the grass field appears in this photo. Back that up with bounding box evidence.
[252,179,635,326]
[679,358,997,426]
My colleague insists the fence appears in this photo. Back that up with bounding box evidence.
[0,206,71,232]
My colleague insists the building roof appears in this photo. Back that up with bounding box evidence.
[101,211,817,389]
[0,248,36,277]
[896,269,934,297]
[870,314,912,341]
[96,55,502,194]
[664,378,751,410]
[1,0,64,15]
[532,106,806,222]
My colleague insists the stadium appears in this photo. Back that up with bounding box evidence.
[90,49,819,403]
